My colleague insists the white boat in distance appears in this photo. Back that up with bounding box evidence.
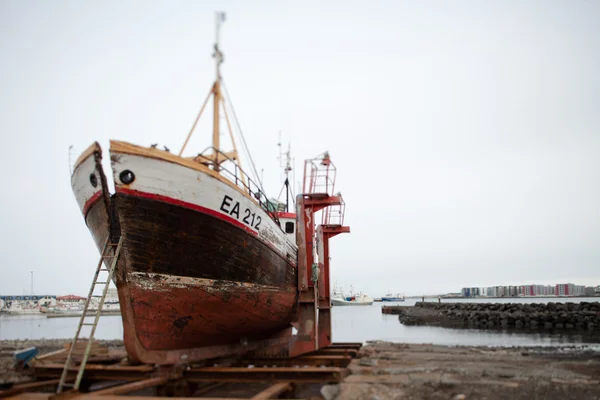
[331,293,374,306]
[331,284,373,306]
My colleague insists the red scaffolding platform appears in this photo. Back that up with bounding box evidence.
[289,152,350,356]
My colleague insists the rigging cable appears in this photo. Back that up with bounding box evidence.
[220,79,267,196]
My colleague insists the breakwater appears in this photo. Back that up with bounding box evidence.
[383,301,600,331]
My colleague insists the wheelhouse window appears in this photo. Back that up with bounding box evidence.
[285,222,295,234]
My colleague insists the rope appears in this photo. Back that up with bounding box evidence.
[220,79,266,195]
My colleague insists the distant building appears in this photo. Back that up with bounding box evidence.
[461,287,481,298]
[56,294,86,303]
[460,283,596,298]
[554,283,585,296]
[521,285,535,296]
[0,295,57,311]
[555,284,569,296]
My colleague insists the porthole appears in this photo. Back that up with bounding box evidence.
[89,173,98,188]
[119,170,135,185]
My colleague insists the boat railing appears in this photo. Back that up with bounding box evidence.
[197,147,280,224]
[322,196,346,226]
[302,152,337,196]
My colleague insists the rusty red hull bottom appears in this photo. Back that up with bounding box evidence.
[119,281,297,364]
[83,193,298,364]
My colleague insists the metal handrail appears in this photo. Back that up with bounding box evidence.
[302,152,337,196]
[322,196,346,226]
[196,147,280,224]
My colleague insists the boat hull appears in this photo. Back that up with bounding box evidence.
[331,298,373,306]
[72,142,299,364]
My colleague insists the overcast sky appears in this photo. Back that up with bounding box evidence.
[1,0,599,297]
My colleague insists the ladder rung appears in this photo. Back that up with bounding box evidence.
[58,237,123,395]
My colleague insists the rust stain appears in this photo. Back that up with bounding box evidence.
[173,316,192,330]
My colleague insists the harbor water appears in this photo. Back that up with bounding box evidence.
[1,297,599,347]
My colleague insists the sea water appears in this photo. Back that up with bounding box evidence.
[1,297,599,347]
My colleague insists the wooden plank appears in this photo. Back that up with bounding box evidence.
[193,382,225,396]
[329,342,362,348]
[0,380,58,398]
[313,348,358,357]
[33,363,153,382]
[88,377,169,396]
[79,397,306,400]
[38,351,127,365]
[245,355,352,367]
[34,364,152,372]
[35,350,67,361]
[2,394,51,400]
[186,366,348,383]
[250,382,292,399]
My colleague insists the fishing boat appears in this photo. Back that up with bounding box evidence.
[381,293,405,302]
[331,285,373,306]
[70,14,300,364]
[331,293,374,306]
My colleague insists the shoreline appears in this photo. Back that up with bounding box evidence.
[383,301,600,333]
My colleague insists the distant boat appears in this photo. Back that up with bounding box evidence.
[381,293,405,302]
[331,285,373,306]
[331,293,373,306]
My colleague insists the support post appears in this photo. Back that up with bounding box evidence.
[288,194,349,357]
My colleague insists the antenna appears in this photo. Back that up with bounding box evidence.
[68,145,74,174]
[214,11,226,80]
[276,132,294,212]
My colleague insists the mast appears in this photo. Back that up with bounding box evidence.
[277,133,294,212]
[212,11,225,170]
[179,12,253,191]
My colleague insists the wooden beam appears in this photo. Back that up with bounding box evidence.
[186,366,348,382]
[0,379,59,397]
[79,397,306,400]
[179,84,214,156]
[244,355,352,367]
[250,382,293,399]
[87,377,169,396]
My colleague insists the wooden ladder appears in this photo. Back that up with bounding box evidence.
[56,236,123,393]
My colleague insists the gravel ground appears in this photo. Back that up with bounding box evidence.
[327,341,600,400]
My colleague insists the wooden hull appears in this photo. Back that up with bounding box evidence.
[71,142,298,364]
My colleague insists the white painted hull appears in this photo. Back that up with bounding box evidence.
[331,298,374,306]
